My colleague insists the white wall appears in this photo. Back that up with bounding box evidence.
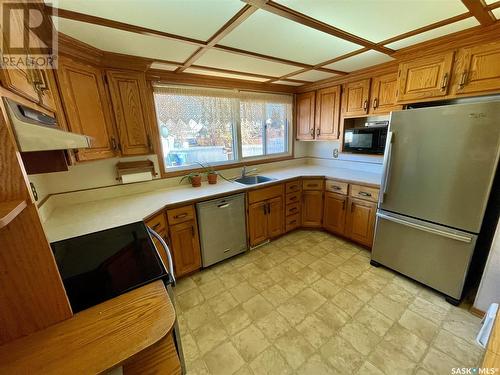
[300,139,384,165]
[474,221,500,312]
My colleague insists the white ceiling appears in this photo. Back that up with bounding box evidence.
[50,0,498,86]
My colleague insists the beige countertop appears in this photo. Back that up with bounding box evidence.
[43,164,381,242]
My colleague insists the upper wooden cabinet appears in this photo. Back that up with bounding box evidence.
[369,72,401,115]
[106,70,154,156]
[315,86,341,140]
[57,58,118,161]
[296,92,315,140]
[342,79,370,117]
[451,41,500,96]
[397,52,454,102]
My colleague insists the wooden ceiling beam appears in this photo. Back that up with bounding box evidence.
[176,5,257,72]
[487,1,500,11]
[44,5,207,46]
[242,0,394,55]
[461,0,496,26]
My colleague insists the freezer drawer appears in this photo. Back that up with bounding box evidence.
[196,193,248,267]
[371,210,477,299]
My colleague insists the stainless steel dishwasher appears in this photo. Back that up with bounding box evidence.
[196,193,248,267]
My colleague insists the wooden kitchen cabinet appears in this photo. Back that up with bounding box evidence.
[296,92,315,140]
[248,201,268,246]
[301,190,323,228]
[145,212,169,268]
[106,70,154,156]
[57,58,118,161]
[345,197,377,247]
[248,185,284,246]
[370,72,401,114]
[267,196,284,238]
[397,51,454,102]
[315,85,341,140]
[342,79,371,117]
[169,219,201,277]
[451,41,500,96]
[323,192,347,235]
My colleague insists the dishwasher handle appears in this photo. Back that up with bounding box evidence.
[148,227,176,286]
[217,202,230,208]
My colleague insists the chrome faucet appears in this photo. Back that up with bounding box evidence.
[241,165,258,178]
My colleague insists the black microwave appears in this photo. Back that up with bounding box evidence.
[343,126,388,154]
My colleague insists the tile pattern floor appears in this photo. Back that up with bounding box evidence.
[172,230,484,375]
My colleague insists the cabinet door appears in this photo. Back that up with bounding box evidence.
[370,72,401,114]
[302,190,323,227]
[267,196,283,239]
[248,201,268,247]
[452,41,500,96]
[397,52,454,102]
[169,220,201,277]
[106,70,154,156]
[346,197,376,247]
[343,79,370,116]
[315,85,341,140]
[323,192,347,235]
[296,92,315,140]
[57,58,118,161]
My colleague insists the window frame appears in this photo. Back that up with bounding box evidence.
[152,86,294,176]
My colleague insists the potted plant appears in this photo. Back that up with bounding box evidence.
[196,162,219,185]
[180,172,202,187]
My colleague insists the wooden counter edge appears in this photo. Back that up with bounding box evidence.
[0,280,177,374]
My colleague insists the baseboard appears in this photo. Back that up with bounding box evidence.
[470,306,486,318]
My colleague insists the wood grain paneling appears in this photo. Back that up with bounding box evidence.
[343,79,370,116]
[106,70,154,155]
[248,201,268,246]
[323,192,347,235]
[296,92,315,140]
[370,72,401,114]
[345,197,376,247]
[315,85,341,140]
[169,220,201,277]
[267,196,284,238]
[301,190,323,227]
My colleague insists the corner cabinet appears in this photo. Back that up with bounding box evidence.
[451,41,500,96]
[106,70,155,156]
[301,179,323,228]
[57,58,118,161]
[396,51,454,102]
[342,79,371,117]
[296,92,316,140]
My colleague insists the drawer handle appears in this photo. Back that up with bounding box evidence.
[289,220,297,225]
[441,73,449,91]
[150,223,161,230]
[289,196,297,201]
[174,213,188,219]
[290,207,297,213]
[331,186,341,190]
[359,191,372,197]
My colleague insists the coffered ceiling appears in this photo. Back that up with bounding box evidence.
[46,0,500,87]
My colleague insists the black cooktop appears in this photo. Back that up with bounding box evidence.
[51,221,171,313]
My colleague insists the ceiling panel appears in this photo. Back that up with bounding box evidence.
[324,50,395,72]
[386,17,480,50]
[272,80,304,86]
[276,0,469,43]
[54,18,197,62]
[47,0,243,40]
[493,8,500,19]
[150,62,178,71]
[286,70,338,82]
[485,0,498,4]
[219,10,360,65]
[195,49,299,76]
[185,68,269,82]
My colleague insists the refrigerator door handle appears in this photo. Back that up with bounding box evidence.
[376,212,473,243]
[380,131,393,203]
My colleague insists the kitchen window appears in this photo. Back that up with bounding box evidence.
[153,85,292,172]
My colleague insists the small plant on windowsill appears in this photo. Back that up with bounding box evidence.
[180,172,202,187]
[196,162,219,185]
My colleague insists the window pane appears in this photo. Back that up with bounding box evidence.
[266,103,287,155]
[240,101,264,158]
[154,93,235,169]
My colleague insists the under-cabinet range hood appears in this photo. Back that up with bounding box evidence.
[3,98,92,152]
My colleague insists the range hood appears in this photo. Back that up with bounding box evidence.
[4,98,92,152]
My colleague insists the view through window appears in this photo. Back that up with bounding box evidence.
[153,86,292,171]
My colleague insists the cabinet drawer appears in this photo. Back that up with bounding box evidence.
[167,205,195,225]
[145,212,167,234]
[285,202,300,216]
[285,180,301,194]
[248,184,283,204]
[325,180,348,195]
[285,213,300,232]
[302,179,323,191]
[285,191,301,205]
[350,184,379,202]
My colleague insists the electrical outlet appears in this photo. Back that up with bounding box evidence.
[332,148,339,159]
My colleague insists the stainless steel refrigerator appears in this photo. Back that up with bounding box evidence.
[371,100,500,303]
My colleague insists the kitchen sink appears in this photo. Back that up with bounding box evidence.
[234,175,275,185]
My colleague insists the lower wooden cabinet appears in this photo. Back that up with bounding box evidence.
[169,219,201,278]
[248,193,284,247]
[345,197,377,247]
[301,190,323,227]
[323,192,347,235]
